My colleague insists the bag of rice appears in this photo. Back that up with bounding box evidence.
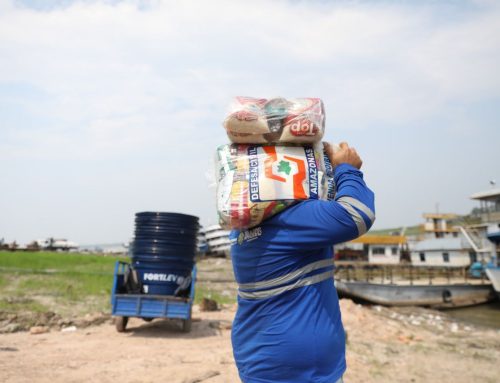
[216,143,331,230]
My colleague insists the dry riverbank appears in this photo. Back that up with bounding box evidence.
[1,299,499,383]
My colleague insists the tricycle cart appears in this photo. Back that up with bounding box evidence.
[111,261,196,333]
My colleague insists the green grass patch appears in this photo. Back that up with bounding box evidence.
[0,274,6,289]
[368,225,422,236]
[0,251,124,315]
[16,272,113,301]
[0,297,48,313]
[0,251,128,273]
[0,251,235,315]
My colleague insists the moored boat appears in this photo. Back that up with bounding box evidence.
[335,280,494,309]
[485,267,500,299]
[334,264,495,308]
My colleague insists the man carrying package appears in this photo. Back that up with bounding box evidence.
[230,141,375,383]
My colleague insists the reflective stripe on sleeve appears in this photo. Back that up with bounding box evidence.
[337,199,367,235]
[337,196,375,224]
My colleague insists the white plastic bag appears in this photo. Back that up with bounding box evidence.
[223,97,325,145]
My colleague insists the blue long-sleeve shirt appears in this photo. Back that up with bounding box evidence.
[230,163,375,383]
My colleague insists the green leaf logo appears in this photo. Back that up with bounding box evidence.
[277,160,292,175]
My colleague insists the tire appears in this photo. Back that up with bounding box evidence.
[182,306,193,333]
[442,290,452,303]
[115,316,129,332]
[182,318,192,333]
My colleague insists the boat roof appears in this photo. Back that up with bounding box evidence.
[351,235,406,245]
[422,213,458,219]
[470,188,500,201]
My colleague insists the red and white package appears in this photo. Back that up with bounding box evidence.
[280,98,325,143]
[223,97,325,144]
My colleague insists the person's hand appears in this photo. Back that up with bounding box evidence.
[324,141,363,170]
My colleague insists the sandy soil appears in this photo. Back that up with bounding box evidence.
[1,300,499,383]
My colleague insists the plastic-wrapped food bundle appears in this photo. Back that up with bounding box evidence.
[216,143,331,230]
[224,97,325,144]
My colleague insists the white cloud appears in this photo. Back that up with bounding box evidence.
[1,1,499,138]
[0,0,499,242]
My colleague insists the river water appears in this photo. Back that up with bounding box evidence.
[444,300,500,329]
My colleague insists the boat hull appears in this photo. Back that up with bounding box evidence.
[485,268,500,299]
[335,281,495,308]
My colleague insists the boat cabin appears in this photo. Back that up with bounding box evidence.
[470,188,500,250]
[421,213,459,239]
[411,237,474,267]
[202,225,231,257]
[470,188,500,224]
[335,235,408,264]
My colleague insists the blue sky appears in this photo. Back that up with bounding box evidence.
[1,0,499,244]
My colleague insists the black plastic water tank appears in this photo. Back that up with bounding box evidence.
[131,212,199,296]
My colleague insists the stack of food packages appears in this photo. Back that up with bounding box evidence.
[216,97,335,230]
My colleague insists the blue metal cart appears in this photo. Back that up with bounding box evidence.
[111,261,197,332]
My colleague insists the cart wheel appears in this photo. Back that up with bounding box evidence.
[115,316,128,332]
[182,318,192,333]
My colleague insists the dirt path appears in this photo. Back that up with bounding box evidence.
[0,307,239,383]
[1,301,499,383]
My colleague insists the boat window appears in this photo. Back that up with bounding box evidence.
[391,247,398,255]
[372,247,385,255]
[442,252,450,262]
[419,252,426,262]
